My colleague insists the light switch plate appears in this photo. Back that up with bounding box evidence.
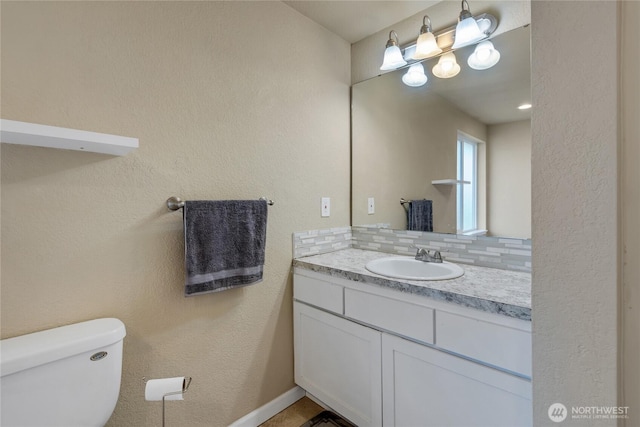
[368,197,375,215]
[321,197,330,217]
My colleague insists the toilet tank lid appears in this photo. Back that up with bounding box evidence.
[0,318,126,377]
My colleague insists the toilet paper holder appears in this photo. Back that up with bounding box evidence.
[143,376,192,427]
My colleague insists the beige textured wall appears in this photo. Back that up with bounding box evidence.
[531,1,619,425]
[351,0,531,84]
[487,120,531,238]
[622,0,640,423]
[351,73,486,232]
[0,2,350,426]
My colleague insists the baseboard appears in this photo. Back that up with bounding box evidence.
[229,386,306,427]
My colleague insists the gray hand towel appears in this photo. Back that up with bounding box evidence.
[407,199,433,232]
[183,200,268,296]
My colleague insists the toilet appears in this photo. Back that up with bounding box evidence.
[0,318,126,427]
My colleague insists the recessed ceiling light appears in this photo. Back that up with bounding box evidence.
[518,103,532,110]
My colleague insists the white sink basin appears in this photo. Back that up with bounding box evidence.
[365,257,464,281]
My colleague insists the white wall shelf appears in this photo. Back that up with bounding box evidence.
[431,179,470,185]
[0,119,138,156]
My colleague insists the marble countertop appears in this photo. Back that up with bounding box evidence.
[293,248,531,321]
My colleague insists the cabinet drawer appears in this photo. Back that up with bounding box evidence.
[294,273,343,314]
[344,288,434,345]
[435,310,532,377]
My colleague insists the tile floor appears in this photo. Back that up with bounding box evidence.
[259,397,324,427]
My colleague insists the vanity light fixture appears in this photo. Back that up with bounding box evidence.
[380,30,407,71]
[402,63,428,87]
[467,40,500,70]
[518,103,532,110]
[432,52,461,79]
[412,15,442,60]
[451,0,487,49]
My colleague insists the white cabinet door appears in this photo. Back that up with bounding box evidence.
[294,301,382,427]
[382,333,532,427]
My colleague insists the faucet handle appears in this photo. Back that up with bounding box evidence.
[431,250,443,261]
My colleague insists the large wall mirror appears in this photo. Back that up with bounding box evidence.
[352,25,531,239]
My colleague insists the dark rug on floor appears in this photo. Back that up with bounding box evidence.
[301,410,356,427]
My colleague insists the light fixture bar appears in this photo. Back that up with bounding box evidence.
[401,13,497,62]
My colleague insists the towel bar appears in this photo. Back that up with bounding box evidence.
[166,196,274,211]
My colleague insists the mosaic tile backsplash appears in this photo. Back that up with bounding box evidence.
[293,226,531,273]
[292,226,352,258]
[351,226,531,272]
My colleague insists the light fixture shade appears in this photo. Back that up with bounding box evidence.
[413,15,442,60]
[451,0,486,49]
[380,30,407,71]
[413,32,442,60]
[380,45,407,70]
[432,52,461,78]
[402,63,428,87]
[467,40,500,70]
[452,16,485,49]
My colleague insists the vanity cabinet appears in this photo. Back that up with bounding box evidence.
[293,269,532,427]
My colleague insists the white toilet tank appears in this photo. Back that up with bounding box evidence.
[0,318,126,427]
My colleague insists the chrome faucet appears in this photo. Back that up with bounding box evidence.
[414,247,443,263]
